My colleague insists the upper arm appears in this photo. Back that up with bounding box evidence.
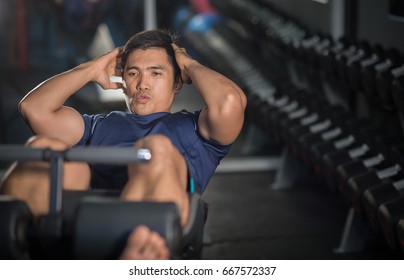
[19,104,85,146]
[198,89,247,145]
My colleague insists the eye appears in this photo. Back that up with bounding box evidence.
[152,72,162,76]
[127,72,139,77]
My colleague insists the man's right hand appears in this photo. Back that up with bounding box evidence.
[91,47,124,90]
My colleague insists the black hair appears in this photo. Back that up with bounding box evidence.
[120,29,181,80]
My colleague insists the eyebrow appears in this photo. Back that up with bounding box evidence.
[126,65,166,71]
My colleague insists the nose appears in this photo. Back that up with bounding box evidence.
[136,74,150,91]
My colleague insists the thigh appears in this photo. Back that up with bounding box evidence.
[25,136,91,190]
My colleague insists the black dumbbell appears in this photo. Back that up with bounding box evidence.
[245,94,261,122]
[308,120,378,178]
[297,35,332,88]
[246,94,272,132]
[375,48,402,111]
[362,179,404,233]
[306,36,332,72]
[337,154,392,199]
[320,37,351,81]
[335,44,359,86]
[289,105,350,164]
[259,101,286,139]
[267,88,309,142]
[391,63,404,112]
[360,44,386,104]
[321,128,399,193]
[396,218,404,254]
[361,145,404,231]
[255,86,300,141]
[346,40,372,92]
[323,144,372,193]
[336,134,404,196]
[378,196,404,251]
[347,166,403,216]
[295,34,323,68]
[297,112,361,168]
[321,125,395,187]
[278,98,330,148]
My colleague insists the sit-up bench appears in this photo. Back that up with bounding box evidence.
[0,145,206,259]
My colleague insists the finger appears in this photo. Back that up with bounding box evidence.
[172,43,187,54]
[112,47,122,55]
[117,46,124,56]
[106,48,122,66]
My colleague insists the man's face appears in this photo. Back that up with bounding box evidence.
[122,48,178,115]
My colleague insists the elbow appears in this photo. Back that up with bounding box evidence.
[18,98,37,132]
[238,87,247,111]
[18,97,43,128]
[18,98,30,121]
[222,86,247,116]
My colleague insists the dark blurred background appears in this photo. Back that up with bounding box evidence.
[0,0,197,145]
[2,0,404,260]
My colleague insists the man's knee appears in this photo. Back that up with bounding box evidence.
[129,134,187,179]
[135,134,180,162]
[24,135,90,191]
[26,135,70,150]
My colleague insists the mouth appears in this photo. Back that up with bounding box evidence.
[135,93,150,104]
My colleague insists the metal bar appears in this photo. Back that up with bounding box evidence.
[65,147,151,164]
[0,146,151,164]
[49,153,64,215]
[0,146,151,215]
[0,146,46,161]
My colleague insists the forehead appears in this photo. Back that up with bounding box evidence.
[125,48,172,69]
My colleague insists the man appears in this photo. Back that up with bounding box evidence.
[0,29,246,259]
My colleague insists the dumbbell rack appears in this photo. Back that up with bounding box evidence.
[200,0,404,256]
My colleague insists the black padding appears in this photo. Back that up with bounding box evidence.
[62,190,120,235]
[73,197,182,259]
[0,196,33,259]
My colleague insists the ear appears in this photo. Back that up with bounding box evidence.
[174,77,183,95]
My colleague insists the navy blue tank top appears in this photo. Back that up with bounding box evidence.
[76,110,232,193]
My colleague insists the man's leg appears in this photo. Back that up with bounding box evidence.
[121,134,190,224]
[120,134,190,259]
[0,136,91,216]
[0,134,188,259]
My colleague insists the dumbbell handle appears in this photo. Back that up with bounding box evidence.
[392,65,404,78]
